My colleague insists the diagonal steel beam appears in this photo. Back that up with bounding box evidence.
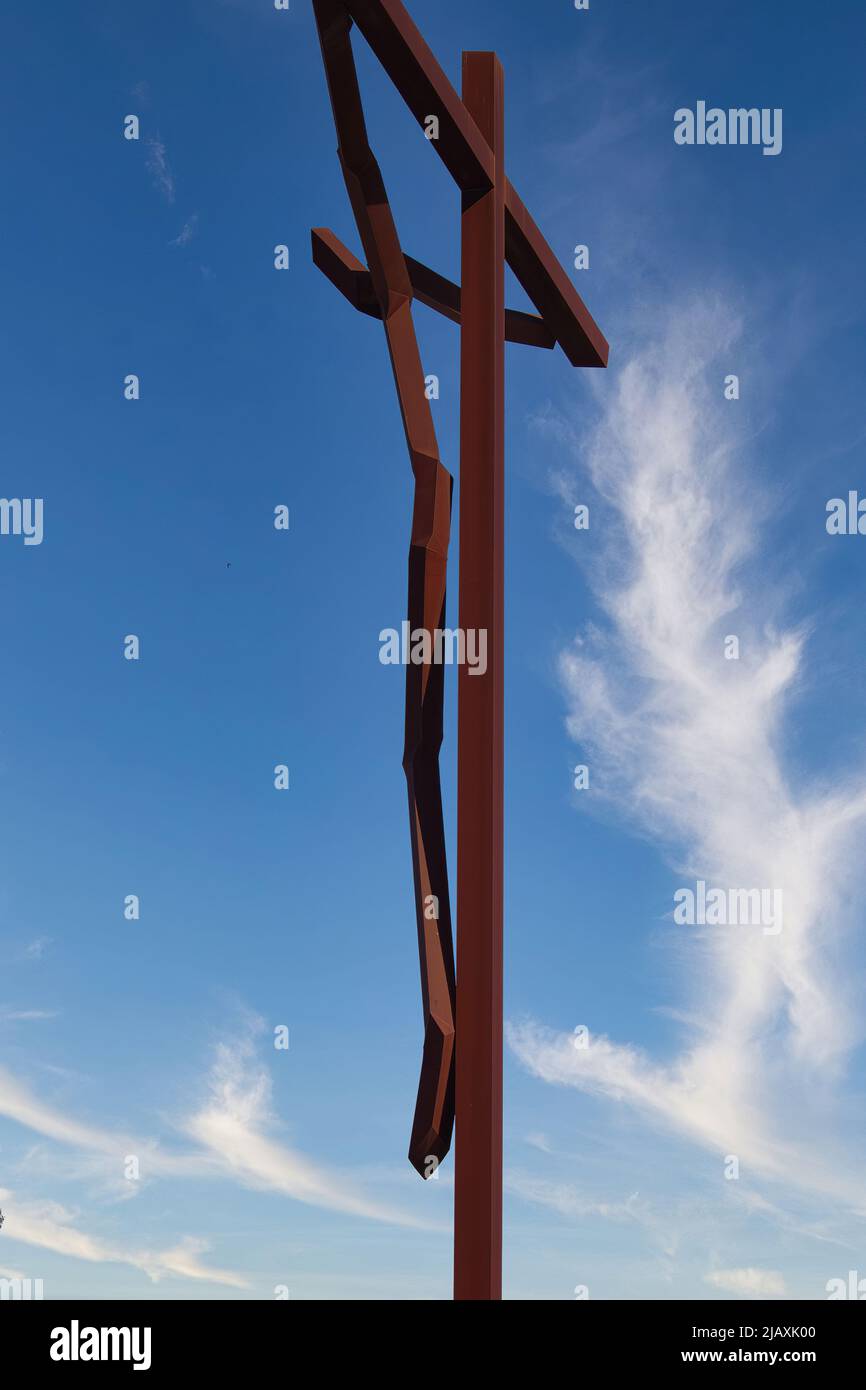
[311,0,610,1302]
[345,0,609,367]
[346,0,494,191]
[505,182,608,367]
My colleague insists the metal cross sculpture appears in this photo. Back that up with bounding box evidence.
[311,0,608,1300]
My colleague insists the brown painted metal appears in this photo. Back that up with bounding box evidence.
[346,0,495,192]
[312,227,556,349]
[454,51,506,1303]
[343,0,609,367]
[310,227,380,320]
[310,0,608,1300]
[313,0,456,1175]
[505,182,609,368]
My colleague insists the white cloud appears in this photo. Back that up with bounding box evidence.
[0,1030,431,1229]
[0,1064,130,1156]
[170,214,198,247]
[704,1267,787,1298]
[525,1131,553,1154]
[507,1170,641,1223]
[138,1237,247,1287]
[145,137,175,203]
[0,1189,246,1289]
[184,1032,435,1229]
[513,298,866,1214]
[22,938,52,961]
[0,1009,58,1022]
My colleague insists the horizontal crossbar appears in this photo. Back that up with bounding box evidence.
[312,227,556,351]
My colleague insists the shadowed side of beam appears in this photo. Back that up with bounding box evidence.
[346,0,494,192]
[312,228,556,350]
[311,226,381,317]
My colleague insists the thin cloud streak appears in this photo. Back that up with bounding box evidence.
[0,1032,432,1230]
[506,1170,641,1223]
[0,1188,247,1289]
[184,1034,438,1230]
[0,1009,58,1022]
[704,1267,787,1298]
[145,136,175,203]
[170,214,198,246]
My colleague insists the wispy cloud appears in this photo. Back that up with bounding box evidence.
[0,1064,129,1156]
[704,1267,787,1298]
[507,1170,641,1223]
[170,214,198,247]
[183,1030,435,1229]
[511,297,866,1215]
[0,1009,58,1022]
[22,938,52,961]
[0,1188,246,1288]
[145,136,175,203]
[524,1131,553,1154]
[0,1027,431,1229]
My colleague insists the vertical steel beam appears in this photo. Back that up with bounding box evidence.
[454,51,505,1302]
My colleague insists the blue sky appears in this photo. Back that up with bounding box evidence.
[1,0,866,1300]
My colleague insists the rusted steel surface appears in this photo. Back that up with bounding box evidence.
[454,51,506,1303]
[505,182,609,367]
[312,227,556,348]
[346,0,495,191]
[310,0,609,1302]
[344,0,609,366]
[313,0,456,1176]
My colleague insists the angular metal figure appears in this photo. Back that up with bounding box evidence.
[311,0,608,1300]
